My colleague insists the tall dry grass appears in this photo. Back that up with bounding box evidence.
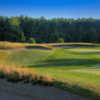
[0,41,51,49]
[0,64,53,84]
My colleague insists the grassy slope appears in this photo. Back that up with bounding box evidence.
[0,50,10,64]
[32,48,100,95]
[0,42,100,99]
[7,50,52,66]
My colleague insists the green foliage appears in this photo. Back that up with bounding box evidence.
[0,16,100,43]
[19,31,26,42]
[57,38,64,43]
[10,17,20,26]
[28,37,36,43]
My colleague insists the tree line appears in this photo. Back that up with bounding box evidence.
[0,16,100,43]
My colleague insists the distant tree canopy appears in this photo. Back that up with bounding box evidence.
[0,16,100,43]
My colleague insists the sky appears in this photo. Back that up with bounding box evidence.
[0,0,100,18]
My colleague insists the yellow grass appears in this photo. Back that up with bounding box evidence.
[0,41,99,49]
[0,41,51,49]
[0,64,53,84]
[74,69,100,75]
[0,64,36,79]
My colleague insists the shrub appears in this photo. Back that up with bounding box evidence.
[28,37,36,43]
[57,38,64,43]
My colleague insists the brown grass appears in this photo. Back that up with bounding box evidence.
[0,64,53,84]
[0,41,99,49]
[0,41,51,49]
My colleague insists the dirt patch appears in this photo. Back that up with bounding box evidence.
[0,79,89,100]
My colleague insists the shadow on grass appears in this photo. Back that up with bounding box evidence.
[53,44,96,48]
[62,83,100,100]
[25,46,52,50]
[52,80,100,100]
[29,58,100,68]
[77,52,100,55]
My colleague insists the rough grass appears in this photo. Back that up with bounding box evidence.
[0,50,10,64]
[0,42,100,100]
[0,41,52,49]
[0,64,53,85]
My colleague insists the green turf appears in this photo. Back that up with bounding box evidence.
[32,48,100,99]
[7,49,51,66]
[0,45,100,99]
